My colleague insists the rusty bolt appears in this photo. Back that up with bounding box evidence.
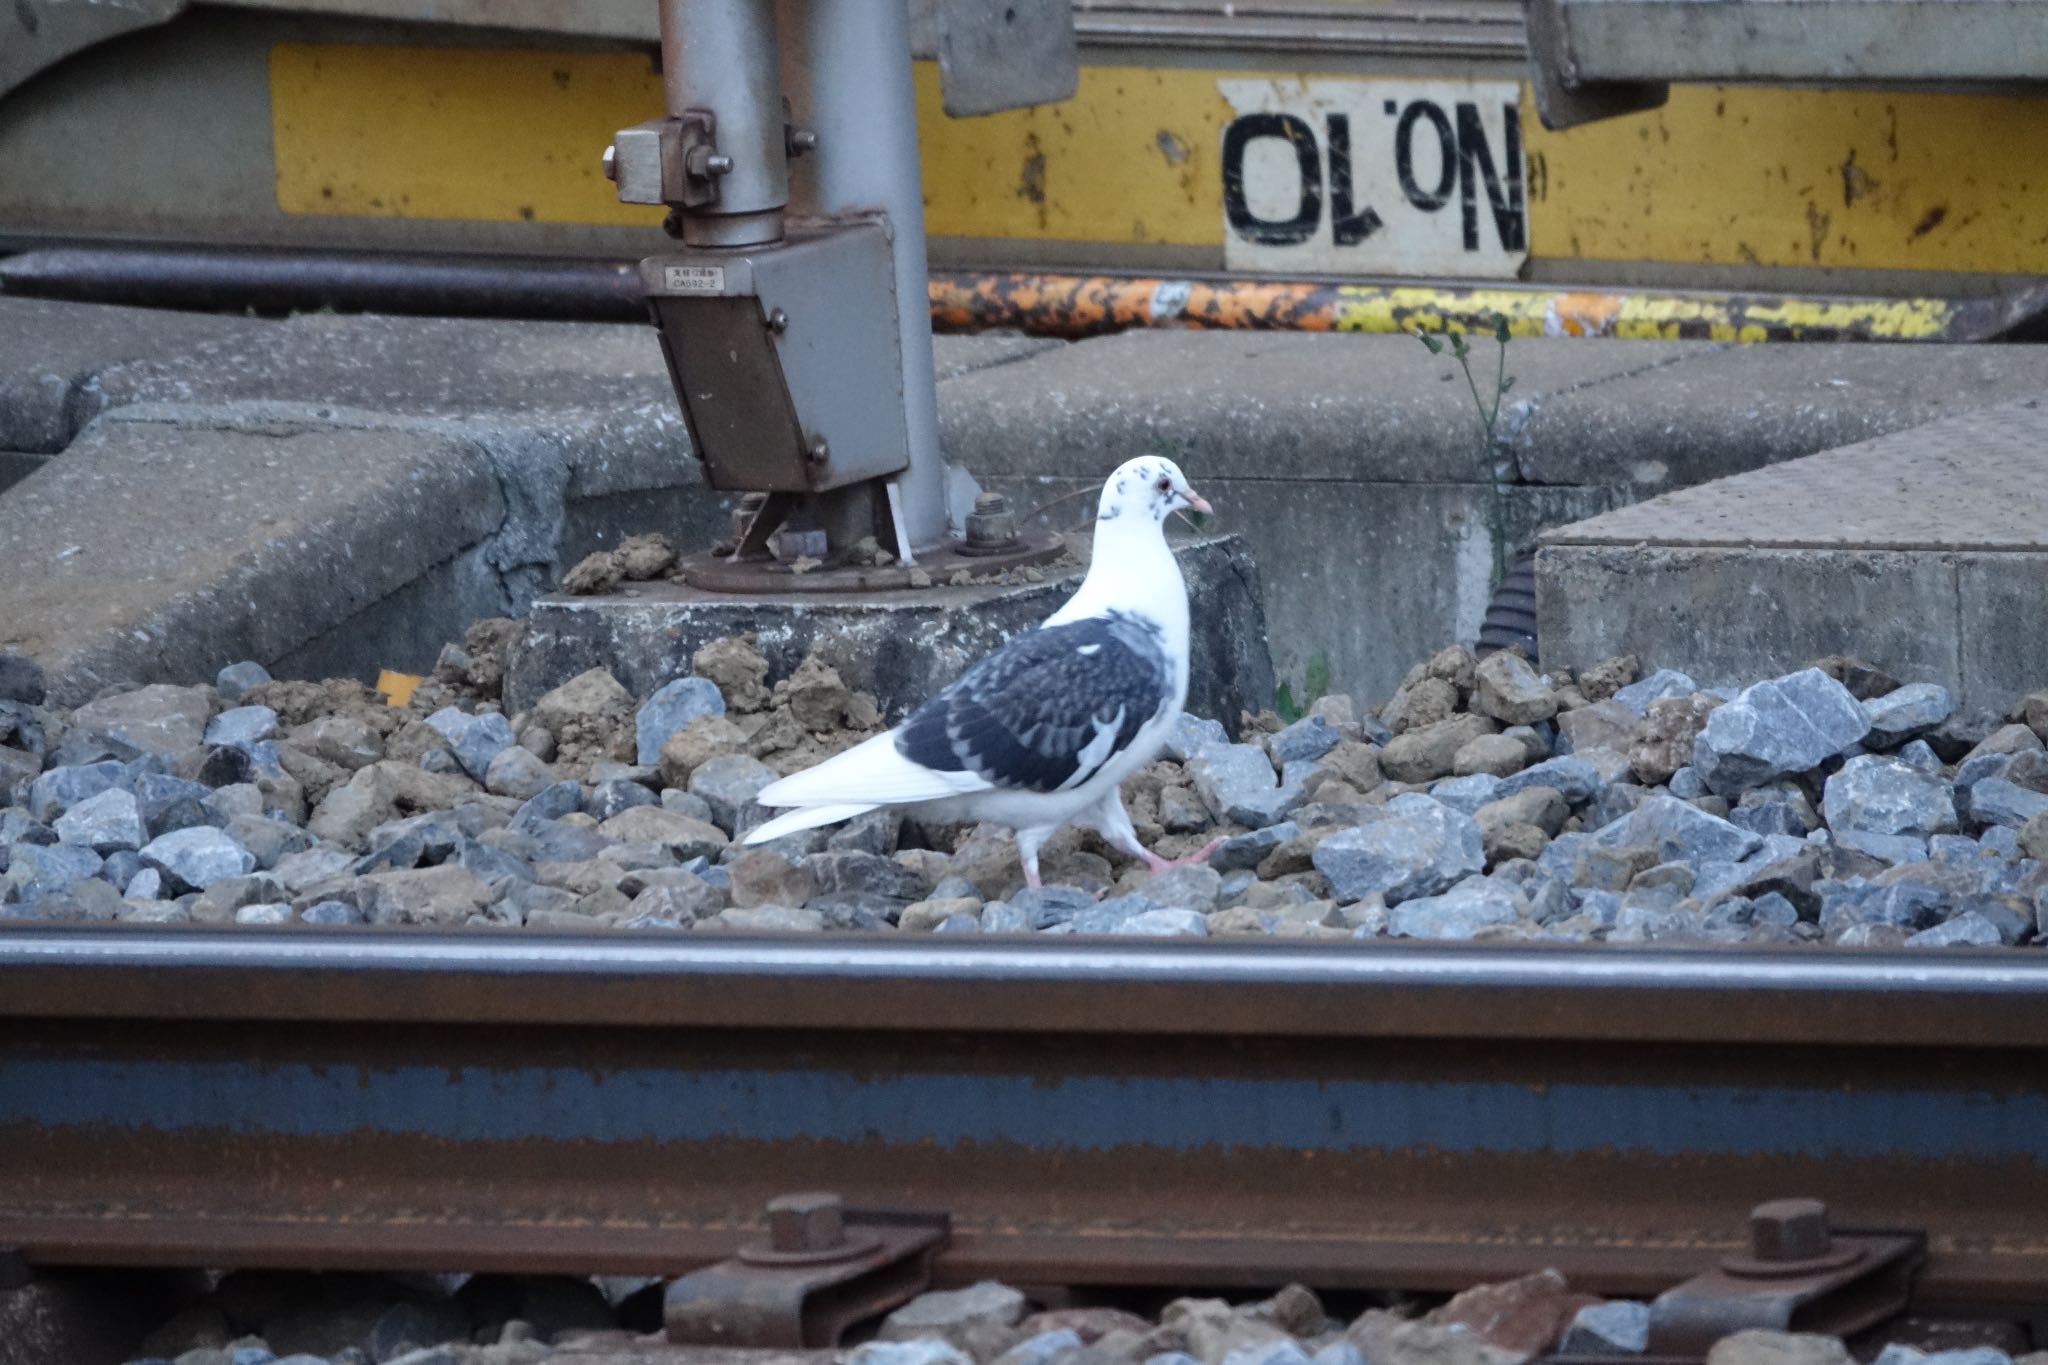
[964,491,1018,550]
[767,1191,845,1253]
[1749,1198,1832,1263]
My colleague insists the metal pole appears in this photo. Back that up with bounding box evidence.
[660,0,789,247]
[776,0,952,552]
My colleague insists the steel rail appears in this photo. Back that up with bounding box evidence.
[3,929,2048,1042]
[2,930,2047,1304]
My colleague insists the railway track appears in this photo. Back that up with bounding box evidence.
[4,929,2046,1324]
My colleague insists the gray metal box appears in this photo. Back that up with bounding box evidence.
[642,221,911,495]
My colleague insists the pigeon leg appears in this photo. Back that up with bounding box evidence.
[1087,791,1218,875]
[1015,824,1053,890]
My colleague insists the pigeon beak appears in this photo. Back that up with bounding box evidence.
[1184,489,1214,515]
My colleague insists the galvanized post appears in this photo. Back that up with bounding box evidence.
[659,0,791,248]
[776,0,952,553]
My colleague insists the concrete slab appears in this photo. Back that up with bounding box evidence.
[0,451,46,493]
[1538,398,2048,713]
[79,310,723,600]
[938,329,1717,485]
[13,298,2048,710]
[0,306,1075,705]
[83,310,1058,427]
[0,296,263,452]
[69,311,1058,568]
[932,330,1065,379]
[0,406,501,708]
[507,534,1275,731]
[1516,342,2048,497]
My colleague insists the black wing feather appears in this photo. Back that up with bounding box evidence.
[895,612,1172,792]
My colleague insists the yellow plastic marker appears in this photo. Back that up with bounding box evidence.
[376,670,423,706]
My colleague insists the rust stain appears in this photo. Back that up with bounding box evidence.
[1910,205,1948,240]
[1841,150,1876,208]
[1016,131,1048,230]
[1804,201,1832,262]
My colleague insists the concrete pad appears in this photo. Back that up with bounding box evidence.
[938,330,1717,484]
[84,310,1057,426]
[1516,341,2048,497]
[0,406,501,707]
[932,330,1065,379]
[507,534,1275,731]
[0,296,263,452]
[1538,398,2048,713]
[0,307,1077,706]
[0,451,46,493]
[73,311,1055,568]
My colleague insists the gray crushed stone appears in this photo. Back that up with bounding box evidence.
[2,633,2045,948]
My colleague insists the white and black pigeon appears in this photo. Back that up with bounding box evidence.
[743,456,1219,888]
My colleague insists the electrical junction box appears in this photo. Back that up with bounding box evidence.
[641,220,912,495]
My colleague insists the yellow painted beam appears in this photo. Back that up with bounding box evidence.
[1531,86,2048,275]
[269,41,2048,276]
[271,43,664,226]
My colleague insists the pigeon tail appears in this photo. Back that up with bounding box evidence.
[743,802,879,844]
[751,730,991,812]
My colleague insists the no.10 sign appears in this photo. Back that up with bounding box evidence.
[1217,79,1529,278]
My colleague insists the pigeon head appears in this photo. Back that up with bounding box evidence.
[1097,457,1212,526]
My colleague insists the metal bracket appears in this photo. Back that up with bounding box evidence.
[1645,1199,1924,1355]
[604,111,723,208]
[664,1192,949,1348]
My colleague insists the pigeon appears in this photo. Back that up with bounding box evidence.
[743,456,1220,888]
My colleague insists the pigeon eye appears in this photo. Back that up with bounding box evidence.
[1155,476,1172,492]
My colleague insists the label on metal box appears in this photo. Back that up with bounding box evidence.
[663,265,728,293]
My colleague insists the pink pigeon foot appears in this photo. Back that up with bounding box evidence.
[1137,838,1224,875]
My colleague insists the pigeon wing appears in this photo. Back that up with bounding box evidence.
[895,612,1173,793]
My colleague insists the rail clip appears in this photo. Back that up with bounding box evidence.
[664,1192,950,1348]
[1646,1199,1925,1355]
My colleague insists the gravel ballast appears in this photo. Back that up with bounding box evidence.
[5,627,2048,947]
[109,1267,2048,1365]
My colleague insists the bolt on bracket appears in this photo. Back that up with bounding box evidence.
[664,1192,950,1348]
[1645,1199,1925,1356]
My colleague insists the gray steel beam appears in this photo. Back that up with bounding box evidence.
[1555,0,2048,84]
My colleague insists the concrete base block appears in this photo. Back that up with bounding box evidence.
[507,533,1275,730]
[1537,543,1971,698]
[0,452,46,493]
[1539,398,2048,714]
